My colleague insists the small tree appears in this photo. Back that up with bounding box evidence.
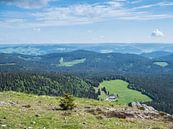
[59,93,75,110]
[98,89,101,95]
[101,87,107,94]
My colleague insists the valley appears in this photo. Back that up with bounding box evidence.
[0,49,173,114]
[0,44,173,129]
[1,0,173,127]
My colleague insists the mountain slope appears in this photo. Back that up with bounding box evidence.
[0,92,172,129]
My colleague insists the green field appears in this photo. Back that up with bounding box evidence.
[0,92,169,129]
[58,57,86,67]
[153,61,169,67]
[97,80,152,104]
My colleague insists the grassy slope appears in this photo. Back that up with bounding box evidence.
[98,80,152,104]
[0,92,169,129]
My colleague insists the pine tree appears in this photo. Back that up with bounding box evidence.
[59,93,75,110]
[98,89,101,95]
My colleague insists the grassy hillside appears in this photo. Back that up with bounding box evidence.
[0,92,171,129]
[97,80,152,104]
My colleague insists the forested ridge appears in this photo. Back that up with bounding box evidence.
[0,72,97,99]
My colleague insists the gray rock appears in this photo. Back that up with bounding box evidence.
[0,101,7,106]
[129,102,156,112]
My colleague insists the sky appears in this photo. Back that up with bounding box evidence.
[0,0,173,44]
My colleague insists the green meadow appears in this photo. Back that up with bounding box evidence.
[0,63,16,66]
[97,80,152,104]
[153,61,169,67]
[58,57,86,67]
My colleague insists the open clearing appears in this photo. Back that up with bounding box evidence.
[97,80,152,104]
[0,63,16,66]
[58,57,86,67]
[153,61,169,67]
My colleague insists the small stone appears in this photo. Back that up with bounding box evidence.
[0,101,6,106]
[1,124,7,127]
[31,121,36,124]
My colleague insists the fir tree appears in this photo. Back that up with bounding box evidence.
[59,93,75,110]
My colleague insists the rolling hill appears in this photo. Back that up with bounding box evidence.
[141,51,172,59]
[0,50,161,74]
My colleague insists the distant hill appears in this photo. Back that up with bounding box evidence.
[159,54,173,61]
[141,51,172,59]
[0,50,161,74]
[1,43,173,55]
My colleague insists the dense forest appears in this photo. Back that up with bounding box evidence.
[127,73,173,114]
[0,72,97,99]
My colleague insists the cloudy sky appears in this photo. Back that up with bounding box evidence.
[0,0,173,44]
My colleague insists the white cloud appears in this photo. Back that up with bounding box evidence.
[130,0,143,4]
[99,35,105,39]
[33,28,41,32]
[151,29,164,37]
[0,0,173,28]
[0,0,50,9]
[87,30,93,33]
[132,2,173,10]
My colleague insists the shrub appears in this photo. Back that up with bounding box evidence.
[159,111,167,116]
[139,106,145,110]
[59,93,75,110]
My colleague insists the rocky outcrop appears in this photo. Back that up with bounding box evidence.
[128,102,156,112]
[85,103,173,122]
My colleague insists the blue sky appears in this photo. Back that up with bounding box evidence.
[0,0,173,44]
